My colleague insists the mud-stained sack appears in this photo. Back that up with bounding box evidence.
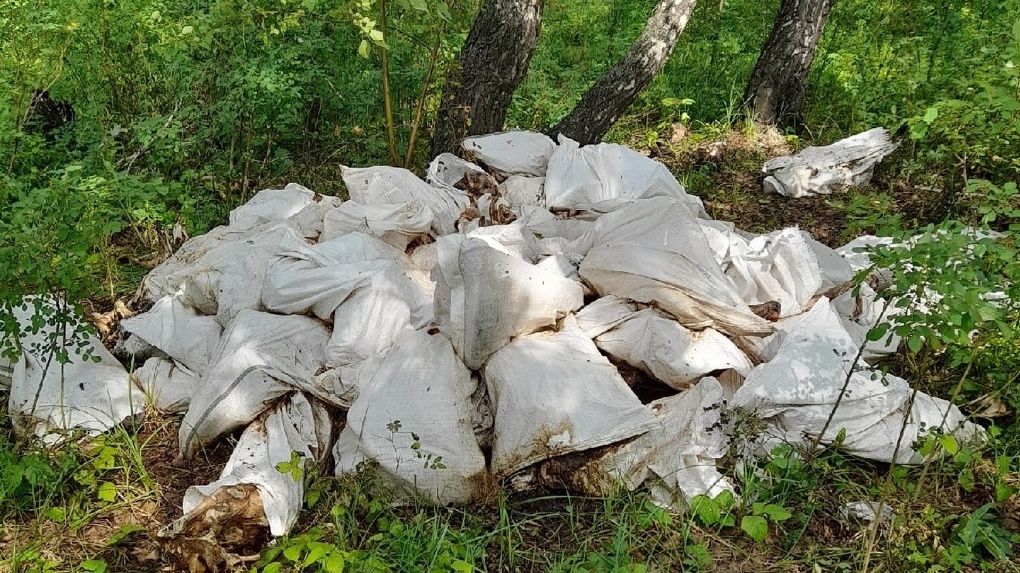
[7,296,143,441]
[482,317,658,478]
[320,200,433,249]
[730,299,983,464]
[568,377,734,508]
[434,234,584,370]
[544,135,705,215]
[120,295,223,374]
[183,393,332,537]
[179,310,331,459]
[333,329,489,505]
[462,131,556,177]
[343,165,469,236]
[578,197,773,337]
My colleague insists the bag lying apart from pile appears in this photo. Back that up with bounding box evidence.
[2,130,984,542]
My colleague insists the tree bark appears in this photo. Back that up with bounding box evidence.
[549,0,697,145]
[743,0,834,125]
[430,0,543,158]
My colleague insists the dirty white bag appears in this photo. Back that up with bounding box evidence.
[0,354,12,391]
[482,317,659,478]
[179,310,331,459]
[465,222,542,262]
[131,357,199,413]
[288,194,344,240]
[578,197,773,337]
[184,393,332,536]
[462,131,556,177]
[515,206,594,243]
[140,221,289,305]
[596,308,753,390]
[500,176,545,209]
[7,296,143,440]
[325,263,418,368]
[717,228,851,317]
[577,377,734,507]
[343,165,469,236]
[730,299,982,464]
[763,128,898,198]
[120,295,223,374]
[170,224,295,326]
[320,200,433,249]
[426,153,486,188]
[229,183,320,228]
[333,329,489,504]
[544,135,704,215]
[261,230,406,320]
[434,235,584,369]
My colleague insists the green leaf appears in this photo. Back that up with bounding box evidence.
[97,482,117,502]
[358,39,370,58]
[939,434,960,455]
[763,504,793,522]
[907,335,923,353]
[323,553,346,573]
[923,106,938,124]
[262,563,283,573]
[867,322,890,342]
[451,560,473,572]
[283,543,304,561]
[107,523,145,545]
[80,560,107,573]
[368,29,385,43]
[45,507,66,522]
[741,515,768,542]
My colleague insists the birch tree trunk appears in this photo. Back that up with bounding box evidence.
[549,0,697,145]
[743,0,834,125]
[430,0,543,158]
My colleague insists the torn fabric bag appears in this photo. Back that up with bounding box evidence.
[565,377,734,508]
[182,393,332,537]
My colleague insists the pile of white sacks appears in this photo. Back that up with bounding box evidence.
[2,132,982,538]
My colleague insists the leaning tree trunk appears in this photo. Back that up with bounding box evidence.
[743,0,834,125]
[549,0,697,145]
[430,0,543,158]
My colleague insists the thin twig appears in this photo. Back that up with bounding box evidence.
[860,388,919,573]
[379,0,400,166]
[404,28,444,168]
[116,106,179,172]
[809,297,891,458]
